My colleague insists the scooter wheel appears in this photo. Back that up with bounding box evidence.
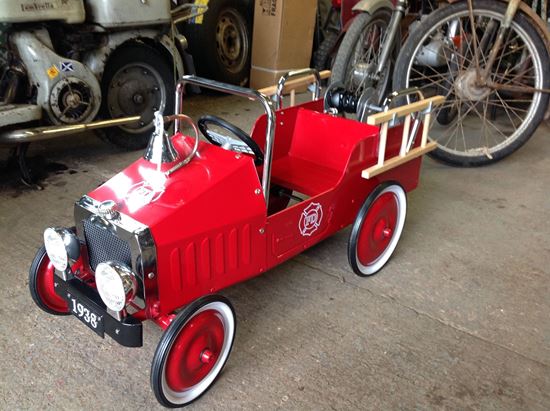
[348,182,407,276]
[100,43,175,150]
[151,295,236,407]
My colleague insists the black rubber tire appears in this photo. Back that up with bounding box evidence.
[313,31,339,71]
[330,9,395,105]
[182,0,252,86]
[100,43,175,150]
[348,182,406,277]
[29,246,70,316]
[151,295,236,408]
[392,0,550,166]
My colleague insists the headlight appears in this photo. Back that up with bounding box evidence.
[95,262,137,312]
[43,227,80,272]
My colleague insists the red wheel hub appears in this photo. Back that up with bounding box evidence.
[357,192,398,266]
[37,256,69,313]
[165,310,225,391]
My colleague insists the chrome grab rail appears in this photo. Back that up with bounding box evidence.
[274,68,321,110]
[176,75,276,206]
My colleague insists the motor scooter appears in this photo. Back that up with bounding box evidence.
[0,0,204,185]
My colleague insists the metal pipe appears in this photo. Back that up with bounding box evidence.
[375,1,406,76]
[479,0,522,82]
[0,115,141,145]
[177,75,276,205]
[163,114,200,176]
[274,68,321,109]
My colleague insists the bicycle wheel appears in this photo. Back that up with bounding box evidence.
[331,9,396,108]
[393,0,550,166]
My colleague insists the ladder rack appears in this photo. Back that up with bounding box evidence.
[362,95,444,179]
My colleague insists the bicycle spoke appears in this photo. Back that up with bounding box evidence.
[493,91,529,124]
[468,100,512,144]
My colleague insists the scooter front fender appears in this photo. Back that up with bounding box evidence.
[352,0,394,15]
[83,30,185,80]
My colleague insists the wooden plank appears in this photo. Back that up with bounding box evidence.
[421,112,431,147]
[377,122,388,166]
[258,70,331,96]
[400,114,411,156]
[366,96,445,125]
[361,141,437,179]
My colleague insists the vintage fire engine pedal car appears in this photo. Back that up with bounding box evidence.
[28,70,442,407]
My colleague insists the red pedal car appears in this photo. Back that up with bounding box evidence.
[29,71,441,407]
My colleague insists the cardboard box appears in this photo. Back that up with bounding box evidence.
[250,0,317,89]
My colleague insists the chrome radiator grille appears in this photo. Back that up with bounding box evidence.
[83,219,132,271]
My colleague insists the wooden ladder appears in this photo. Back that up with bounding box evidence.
[362,95,445,179]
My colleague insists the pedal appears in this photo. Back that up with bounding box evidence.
[0,104,42,128]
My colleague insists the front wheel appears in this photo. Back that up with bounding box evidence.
[348,183,407,276]
[393,0,550,166]
[151,295,236,407]
[100,43,175,150]
[330,10,396,109]
[29,246,70,315]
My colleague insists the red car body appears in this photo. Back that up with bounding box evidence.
[87,99,421,318]
[31,74,432,407]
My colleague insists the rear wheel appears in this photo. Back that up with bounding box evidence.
[330,10,396,109]
[313,31,339,71]
[348,183,406,276]
[100,43,175,150]
[151,295,236,407]
[29,246,69,315]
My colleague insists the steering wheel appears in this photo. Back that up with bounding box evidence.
[197,115,264,165]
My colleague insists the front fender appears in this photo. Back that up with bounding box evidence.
[352,0,394,14]
[83,30,184,80]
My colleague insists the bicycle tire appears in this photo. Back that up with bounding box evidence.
[393,0,550,166]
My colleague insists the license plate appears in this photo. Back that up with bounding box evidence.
[67,293,104,337]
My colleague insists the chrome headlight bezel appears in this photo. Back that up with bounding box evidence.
[43,227,80,272]
[95,261,138,312]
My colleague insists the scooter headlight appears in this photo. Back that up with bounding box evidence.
[43,227,80,272]
[95,262,137,312]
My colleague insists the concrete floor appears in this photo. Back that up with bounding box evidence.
[0,94,548,410]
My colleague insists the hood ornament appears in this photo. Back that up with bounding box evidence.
[144,111,178,164]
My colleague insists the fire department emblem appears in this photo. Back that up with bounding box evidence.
[125,181,164,212]
[299,202,323,236]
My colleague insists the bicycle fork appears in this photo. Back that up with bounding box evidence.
[374,0,407,78]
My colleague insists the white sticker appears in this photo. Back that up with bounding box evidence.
[299,202,323,236]
[125,181,164,212]
[60,61,74,72]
